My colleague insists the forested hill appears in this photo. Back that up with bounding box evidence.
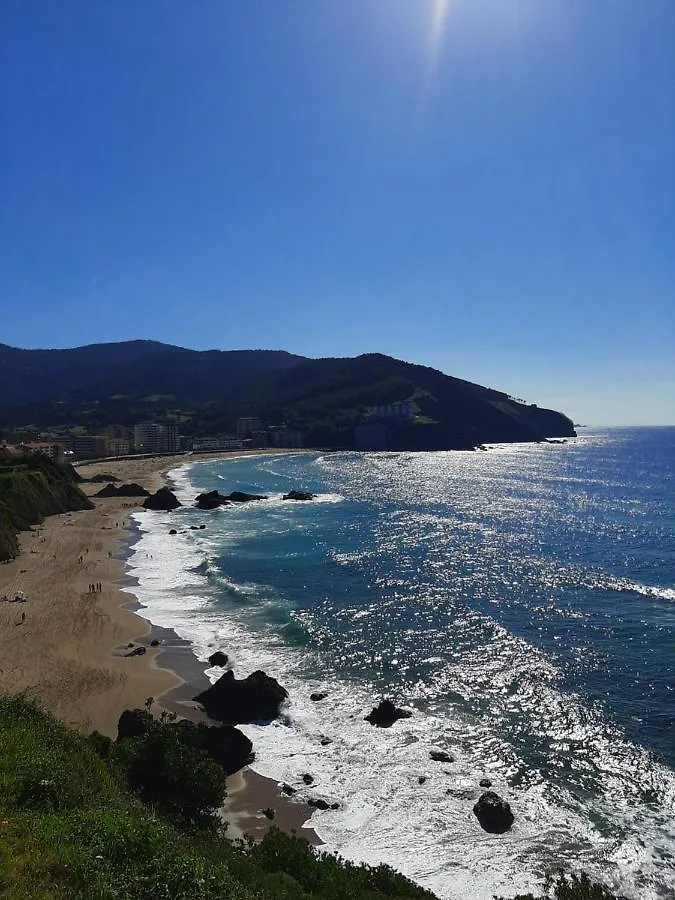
[0,342,575,447]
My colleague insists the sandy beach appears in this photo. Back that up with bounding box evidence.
[0,449,317,841]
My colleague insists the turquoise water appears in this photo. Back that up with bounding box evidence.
[129,428,675,898]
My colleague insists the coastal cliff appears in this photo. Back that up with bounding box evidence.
[0,452,94,561]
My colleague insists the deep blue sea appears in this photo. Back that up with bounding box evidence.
[127,428,675,899]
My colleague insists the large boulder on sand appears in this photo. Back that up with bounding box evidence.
[142,488,182,511]
[365,700,413,728]
[117,707,153,741]
[94,483,119,498]
[208,650,229,667]
[195,491,231,510]
[175,720,254,776]
[473,791,514,833]
[116,483,151,497]
[193,669,288,724]
[115,709,253,776]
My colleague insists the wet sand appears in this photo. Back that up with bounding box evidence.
[0,449,319,842]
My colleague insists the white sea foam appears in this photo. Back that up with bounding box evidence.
[123,460,675,900]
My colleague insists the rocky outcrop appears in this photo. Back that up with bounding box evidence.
[194,491,231,510]
[115,708,253,776]
[283,490,315,501]
[225,491,268,503]
[429,750,453,763]
[94,483,119,498]
[193,669,288,724]
[142,488,181,511]
[94,482,150,498]
[117,707,153,741]
[365,700,412,728]
[208,650,229,667]
[473,791,514,833]
[174,720,253,776]
[116,483,151,497]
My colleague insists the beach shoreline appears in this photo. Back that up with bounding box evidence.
[0,448,319,842]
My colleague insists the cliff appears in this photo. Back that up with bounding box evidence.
[0,453,94,562]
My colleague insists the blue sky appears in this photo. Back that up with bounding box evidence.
[1,1,673,424]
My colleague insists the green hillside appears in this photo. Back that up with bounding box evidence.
[0,343,575,448]
[0,452,93,562]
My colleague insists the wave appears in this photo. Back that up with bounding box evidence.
[124,452,675,900]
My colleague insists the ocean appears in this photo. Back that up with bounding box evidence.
[125,427,675,899]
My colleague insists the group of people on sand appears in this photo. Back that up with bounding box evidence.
[88,582,102,593]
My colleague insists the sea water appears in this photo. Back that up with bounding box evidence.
[125,428,675,899]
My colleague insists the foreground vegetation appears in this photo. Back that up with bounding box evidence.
[0,695,620,899]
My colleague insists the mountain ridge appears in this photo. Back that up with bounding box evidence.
[0,342,575,448]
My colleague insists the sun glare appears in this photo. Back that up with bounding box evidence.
[428,0,451,73]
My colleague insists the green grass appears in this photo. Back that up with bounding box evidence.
[0,695,621,900]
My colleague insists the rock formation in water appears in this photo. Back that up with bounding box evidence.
[142,488,181,511]
[365,700,413,727]
[193,669,288,724]
[473,791,514,833]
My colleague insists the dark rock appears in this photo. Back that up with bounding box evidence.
[117,707,154,741]
[479,778,492,788]
[116,483,150,497]
[365,699,413,728]
[193,669,288,724]
[330,802,340,810]
[194,490,231,510]
[143,488,182,511]
[282,490,315,501]
[150,639,160,647]
[262,807,275,820]
[173,720,253,776]
[208,650,229,667]
[125,646,146,657]
[281,784,296,796]
[169,529,177,535]
[94,483,119,498]
[310,692,328,701]
[320,737,332,746]
[302,773,314,785]
[418,776,427,785]
[308,798,330,810]
[96,482,150,498]
[473,791,514,834]
[225,491,268,503]
[430,750,454,763]
[88,473,120,483]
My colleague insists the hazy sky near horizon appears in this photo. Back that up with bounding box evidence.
[1,1,673,425]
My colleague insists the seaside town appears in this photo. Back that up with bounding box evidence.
[0,417,303,462]
[0,402,425,461]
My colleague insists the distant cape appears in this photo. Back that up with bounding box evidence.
[0,341,575,449]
